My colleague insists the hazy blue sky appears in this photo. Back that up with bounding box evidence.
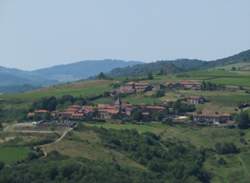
[0,0,250,70]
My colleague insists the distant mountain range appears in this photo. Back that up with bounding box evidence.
[32,60,142,82]
[0,60,141,93]
[0,50,250,93]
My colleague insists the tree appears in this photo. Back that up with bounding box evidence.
[97,72,108,80]
[131,109,143,121]
[147,72,154,80]
[46,96,58,111]
[237,111,250,129]
[0,161,4,171]
[155,89,165,98]
[215,142,239,154]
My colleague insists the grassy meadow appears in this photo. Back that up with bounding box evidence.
[0,146,30,164]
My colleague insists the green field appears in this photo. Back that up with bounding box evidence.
[153,69,250,88]
[0,146,30,164]
[2,80,113,101]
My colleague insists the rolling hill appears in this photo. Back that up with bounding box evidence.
[0,66,56,93]
[1,50,249,93]
[33,59,142,82]
[108,50,250,78]
[0,60,141,93]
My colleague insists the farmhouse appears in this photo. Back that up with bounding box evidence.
[121,103,134,116]
[97,104,120,120]
[143,105,166,112]
[27,109,50,119]
[165,80,201,90]
[192,112,231,124]
[185,96,206,105]
[179,80,201,90]
[115,82,153,95]
[58,105,86,120]
[115,85,135,95]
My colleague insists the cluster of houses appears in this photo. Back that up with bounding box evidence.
[192,111,232,125]
[27,80,235,126]
[112,82,153,95]
[165,80,202,90]
[28,98,167,121]
[112,80,202,96]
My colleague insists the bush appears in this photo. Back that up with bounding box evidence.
[155,90,165,98]
[215,143,239,154]
[0,162,4,171]
[237,111,250,129]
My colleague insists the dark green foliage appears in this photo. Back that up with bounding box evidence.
[231,67,237,71]
[131,108,143,121]
[147,72,154,80]
[97,72,109,80]
[214,143,239,154]
[217,158,226,165]
[0,162,4,171]
[236,111,250,129]
[95,128,209,183]
[155,89,165,98]
[31,95,87,112]
[172,100,196,114]
[32,96,57,111]
[201,81,223,91]
[0,154,162,183]
[0,108,28,122]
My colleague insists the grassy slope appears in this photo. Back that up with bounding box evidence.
[2,80,113,101]
[87,123,250,183]
[0,80,113,122]
[0,146,30,164]
[42,128,145,170]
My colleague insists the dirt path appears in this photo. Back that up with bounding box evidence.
[3,122,76,157]
[39,127,74,157]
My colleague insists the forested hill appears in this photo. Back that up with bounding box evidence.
[108,49,250,78]
[0,60,141,93]
[108,59,204,77]
[204,49,250,68]
[33,59,141,82]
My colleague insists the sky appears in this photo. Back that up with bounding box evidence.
[0,0,250,70]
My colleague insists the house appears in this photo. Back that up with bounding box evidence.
[65,105,81,113]
[115,82,153,94]
[131,82,153,93]
[121,103,134,116]
[27,109,50,120]
[143,105,166,112]
[71,112,85,120]
[58,105,84,120]
[34,109,49,114]
[82,106,95,118]
[179,80,201,90]
[114,85,135,95]
[27,112,35,119]
[165,82,181,89]
[192,112,231,124]
[97,104,120,120]
[186,96,206,105]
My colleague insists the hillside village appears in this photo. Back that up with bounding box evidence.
[27,79,236,127]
